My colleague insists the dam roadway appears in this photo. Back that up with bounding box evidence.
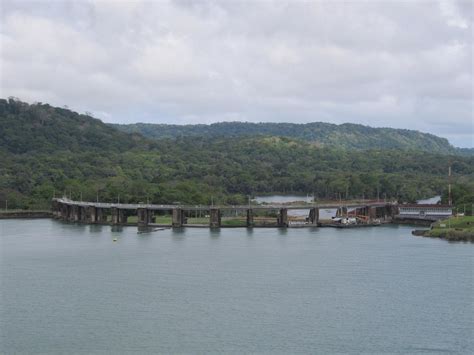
[52,198,398,228]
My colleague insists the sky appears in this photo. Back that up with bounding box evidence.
[0,0,472,147]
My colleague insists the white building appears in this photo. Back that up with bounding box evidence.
[398,204,452,220]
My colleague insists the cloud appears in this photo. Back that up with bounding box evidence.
[0,0,472,147]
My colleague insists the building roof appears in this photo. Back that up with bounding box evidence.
[400,204,452,208]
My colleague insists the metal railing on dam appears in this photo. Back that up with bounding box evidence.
[52,198,398,228]
[52,197,392,210]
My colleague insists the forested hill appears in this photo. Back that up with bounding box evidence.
[112,121,460,154]
[1,98,473,212]
[0,98,150,154]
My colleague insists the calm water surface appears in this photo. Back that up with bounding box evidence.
[417,196,442,204]
[254,194,313,203]
[1,219,472,354]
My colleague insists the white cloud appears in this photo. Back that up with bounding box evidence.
[0,0,472,147]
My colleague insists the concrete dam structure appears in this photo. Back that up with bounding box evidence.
[52,198,398,229]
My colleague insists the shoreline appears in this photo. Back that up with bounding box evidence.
[0,212,421,229]
[412,229,474,243]
[4,212,472,243]
[0,211,52,219]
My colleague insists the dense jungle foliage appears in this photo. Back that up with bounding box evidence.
[113,121,466,154]
[1,98,473,212]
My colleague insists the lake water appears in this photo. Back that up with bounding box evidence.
[1,219,473,354]
[254,195,336,218]
[417,195,442,204]
[254,194,313,203]
[256,195,443,219]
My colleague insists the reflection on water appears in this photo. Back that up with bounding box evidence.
[88,225,103,233]
[111,225,123,233]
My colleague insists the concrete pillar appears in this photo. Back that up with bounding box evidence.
[375,206,385,219]
[246,209,254,227]
[78,206,84,222]
[95,208,106,223]
[51,201,58,218]
[86,206,97,223]
[387,204,398,218]
[69,205,75,221]
[355,206,366,217]
[309,207,319,225]
[137,208,151,226]
[51,200,58,218]
[61,204,69,220]
[111,208,119,224]
[119,209,128,224]
[71,205,80,222]
[110,207,120,224]
[369,206,377,220]
[210,208,221,228]
[62,205,68,220]
[172,208,184,227]
[56,203,61,219]
[336,206,348,217]
[278,208,288,227]
[79,206,87,222]
[112,208,128,224]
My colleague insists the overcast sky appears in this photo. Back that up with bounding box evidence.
[1,0,472,147]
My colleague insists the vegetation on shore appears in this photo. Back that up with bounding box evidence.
[1,98,473,211]
[415,216,474,242]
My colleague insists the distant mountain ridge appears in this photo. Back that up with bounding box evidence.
[1,99,473,210]
[112,121,467,155]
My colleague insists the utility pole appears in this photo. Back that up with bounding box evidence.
[5,200,7,211]
[448,163,452,206]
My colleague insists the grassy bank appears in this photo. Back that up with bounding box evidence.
[421,216,474,242]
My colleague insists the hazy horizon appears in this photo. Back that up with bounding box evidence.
[1,1,472,147]
[4,95,470,149]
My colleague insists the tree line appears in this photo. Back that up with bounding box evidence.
[1,98,473,212]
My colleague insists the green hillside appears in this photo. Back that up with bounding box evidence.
[0,98,150,154]
[112,121,460,154]
[1,99,473,212]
